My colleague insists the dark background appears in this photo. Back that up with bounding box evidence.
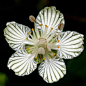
[0,0,86,86]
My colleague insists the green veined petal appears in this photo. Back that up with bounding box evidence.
[8,49,37,76]
[38,57,66,83]
[4,22,34,51]
[53,31,84,59]
[36,6,64,35]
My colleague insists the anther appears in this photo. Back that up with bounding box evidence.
[58,23,64,30]
[31,52,33,54]
[57,46,60,48]
[31,28,34,31]
[27,47,29,50]
[58,40,60,43]
[35,56,37,59]
[56,35,58,38]
[40,24,43,26]
[51,27,53,30]
[54,53,56,56]
[49,57,51,59]
[26,37,28,40]
[29,15,36,22]
[43,58,46,60]
[45,25,48,28]
[28,32,31,34]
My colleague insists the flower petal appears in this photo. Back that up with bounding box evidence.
[7,49,37,76]
[53,31,84,59]
[38,57,66,83]
[36,6,64,34]
[4,22,34,51]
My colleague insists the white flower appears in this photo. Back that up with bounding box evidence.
[4,6,84,83]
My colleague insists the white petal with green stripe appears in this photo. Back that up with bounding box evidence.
[36,6,64,35]
[8,49,37,76]
[38,57,66,83]
[4,22,34,51]
[53,31,84,59]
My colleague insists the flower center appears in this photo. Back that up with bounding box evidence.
[27,16,59,63]
[38,37,47,44]
[38,37,53,55]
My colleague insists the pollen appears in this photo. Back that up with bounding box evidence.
[43,58,46,60]
[54,53,56,56]
[40,24,43,26]
[51,27,53,30]
[31,52,33,54]
[31,28,34,31]
[45,25,48,28]
[57,46,60,48]
[27,47,29,50]
[56,35,58,38]
[28,32,31,34]
[26,37,28,40]
[58,40,60,43]
[49,57,51,59]
[35,56,37,59]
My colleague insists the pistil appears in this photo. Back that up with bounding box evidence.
[38,47,45,55]
[39,37,47,44]
[47,43,52,51]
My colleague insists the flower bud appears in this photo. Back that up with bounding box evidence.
[58,23,64,30]
[29,15,36,22]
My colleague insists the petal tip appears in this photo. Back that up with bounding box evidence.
[6,21,16,26]
[44,6,56,10]
[50,6,56,9]
[7,64,11,70]
[80,34,83,37]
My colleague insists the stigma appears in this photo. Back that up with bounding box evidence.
[47,43,52,51]
[39,37,47,44]
[38,47,45,55]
